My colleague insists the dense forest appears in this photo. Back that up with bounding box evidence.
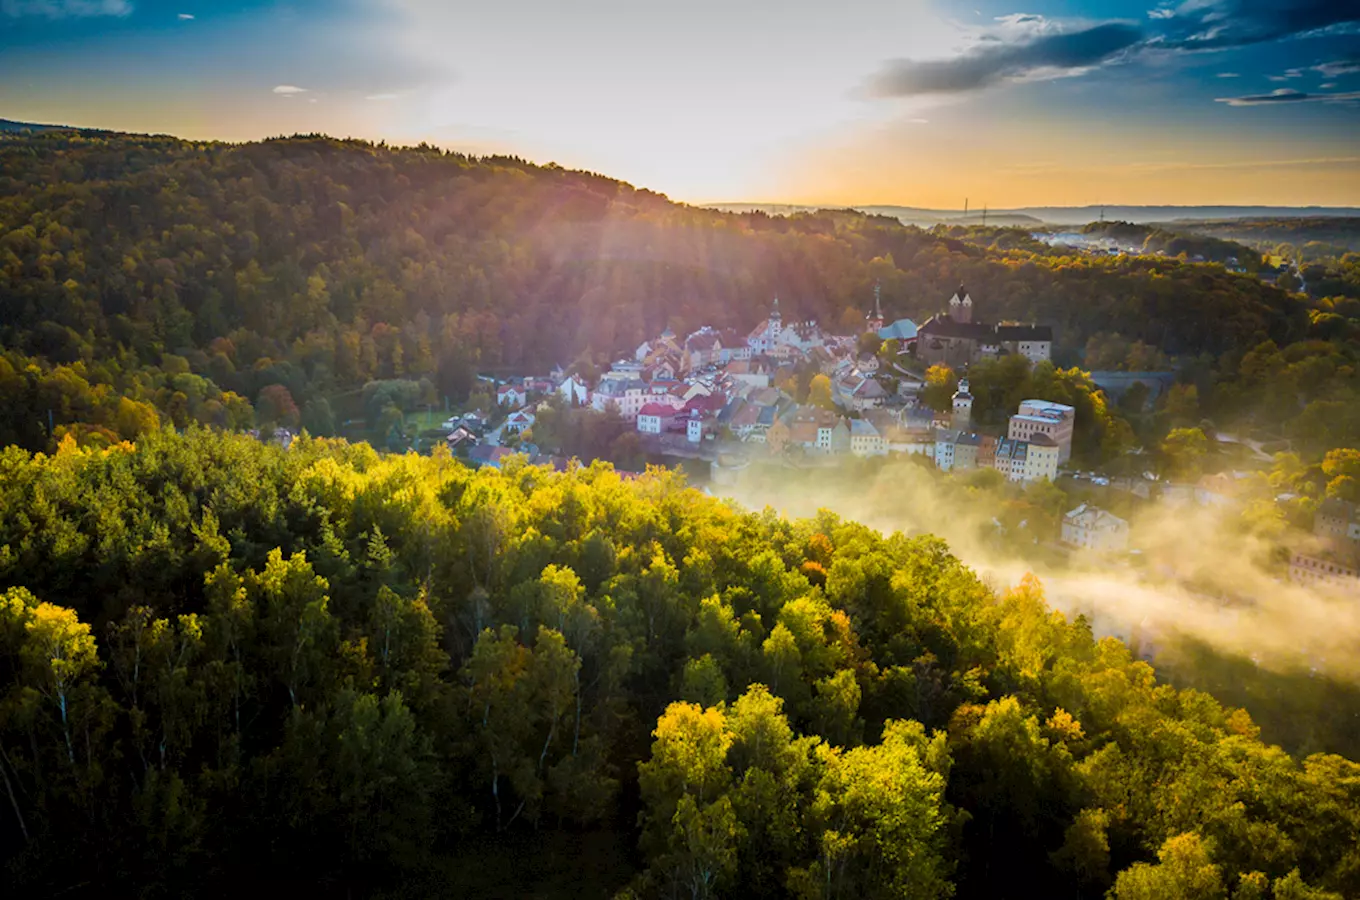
[2,130,1359,896]
[0,429,1357,897]
[3,132,1355,456]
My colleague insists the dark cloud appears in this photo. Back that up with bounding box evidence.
[1215,87,1360,106]
[867,1,1360,101]
[868,22,1143,96]
[1154,0,1360,50]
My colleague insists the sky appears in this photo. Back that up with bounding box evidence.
[1,0,1358,207]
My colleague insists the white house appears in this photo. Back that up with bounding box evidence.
[850,419,887,457]
[637,403,679,435]
[592,378,650,420]
[992,434,1060,483]
[504,409,536,435]
[934,434,956,471]
[1062,504,1130,552]
[557,375,590,406]
[815,419,851,454]
[497,384,527,408]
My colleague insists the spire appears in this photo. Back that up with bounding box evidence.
[874,281,883,319]
[771,296,781,322]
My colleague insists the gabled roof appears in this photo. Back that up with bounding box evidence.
[684,394,727,414]
[918,315,995,340]
[854,379,888,398]
[638,403,680,417]
[686,332,723,352]
[1065,504,1128,530]
[468,445,514,465]
[996,324,1053,342]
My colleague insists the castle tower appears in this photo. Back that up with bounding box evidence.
[952,377,973,431]
[771,296,782,325]
[865,281,885,333]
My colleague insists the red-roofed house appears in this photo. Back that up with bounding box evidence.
[504,409,536,434]
[497,383,527,408]
[637,403,682,435]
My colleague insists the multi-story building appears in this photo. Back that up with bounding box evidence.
[1289,552,1360,596]
[592,378,650,420]
[993,434,1060,483]
[636,403,680,435]
[1008,399,1075,463]
[934,429,988,472]
[1315,498,1360,563]
[815,419,851,454]
[850,419,887,457]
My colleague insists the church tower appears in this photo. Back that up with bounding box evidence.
[865,282,886,333]
[952,377,973,431]
[949,284,974,324]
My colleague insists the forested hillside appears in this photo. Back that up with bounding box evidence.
[1,132,1341,453]
[0,430,1356,897]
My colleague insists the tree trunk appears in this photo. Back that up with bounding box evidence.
[0,745,28,843]
[572,669,582,757]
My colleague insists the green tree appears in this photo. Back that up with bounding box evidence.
[1112,832,1226,900]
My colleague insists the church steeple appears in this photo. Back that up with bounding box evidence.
[865,281,886,332]
[771,296,782,324]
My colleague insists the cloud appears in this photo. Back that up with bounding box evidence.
[1314,59,1360,78]
[1215,87,1360,106]
[2,0,130,16]
[365,93,401,101]
[865,1,1360,101]
[177,12,192,19]
[1154,0,1360,50]
[868,21,1143,96]
[272,85,309,95]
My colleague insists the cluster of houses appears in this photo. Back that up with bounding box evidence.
[930,383,1075,484]
[454,287,1069,483]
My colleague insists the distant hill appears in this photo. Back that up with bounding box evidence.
[0,118,78,134]
[710,202,1360,227]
